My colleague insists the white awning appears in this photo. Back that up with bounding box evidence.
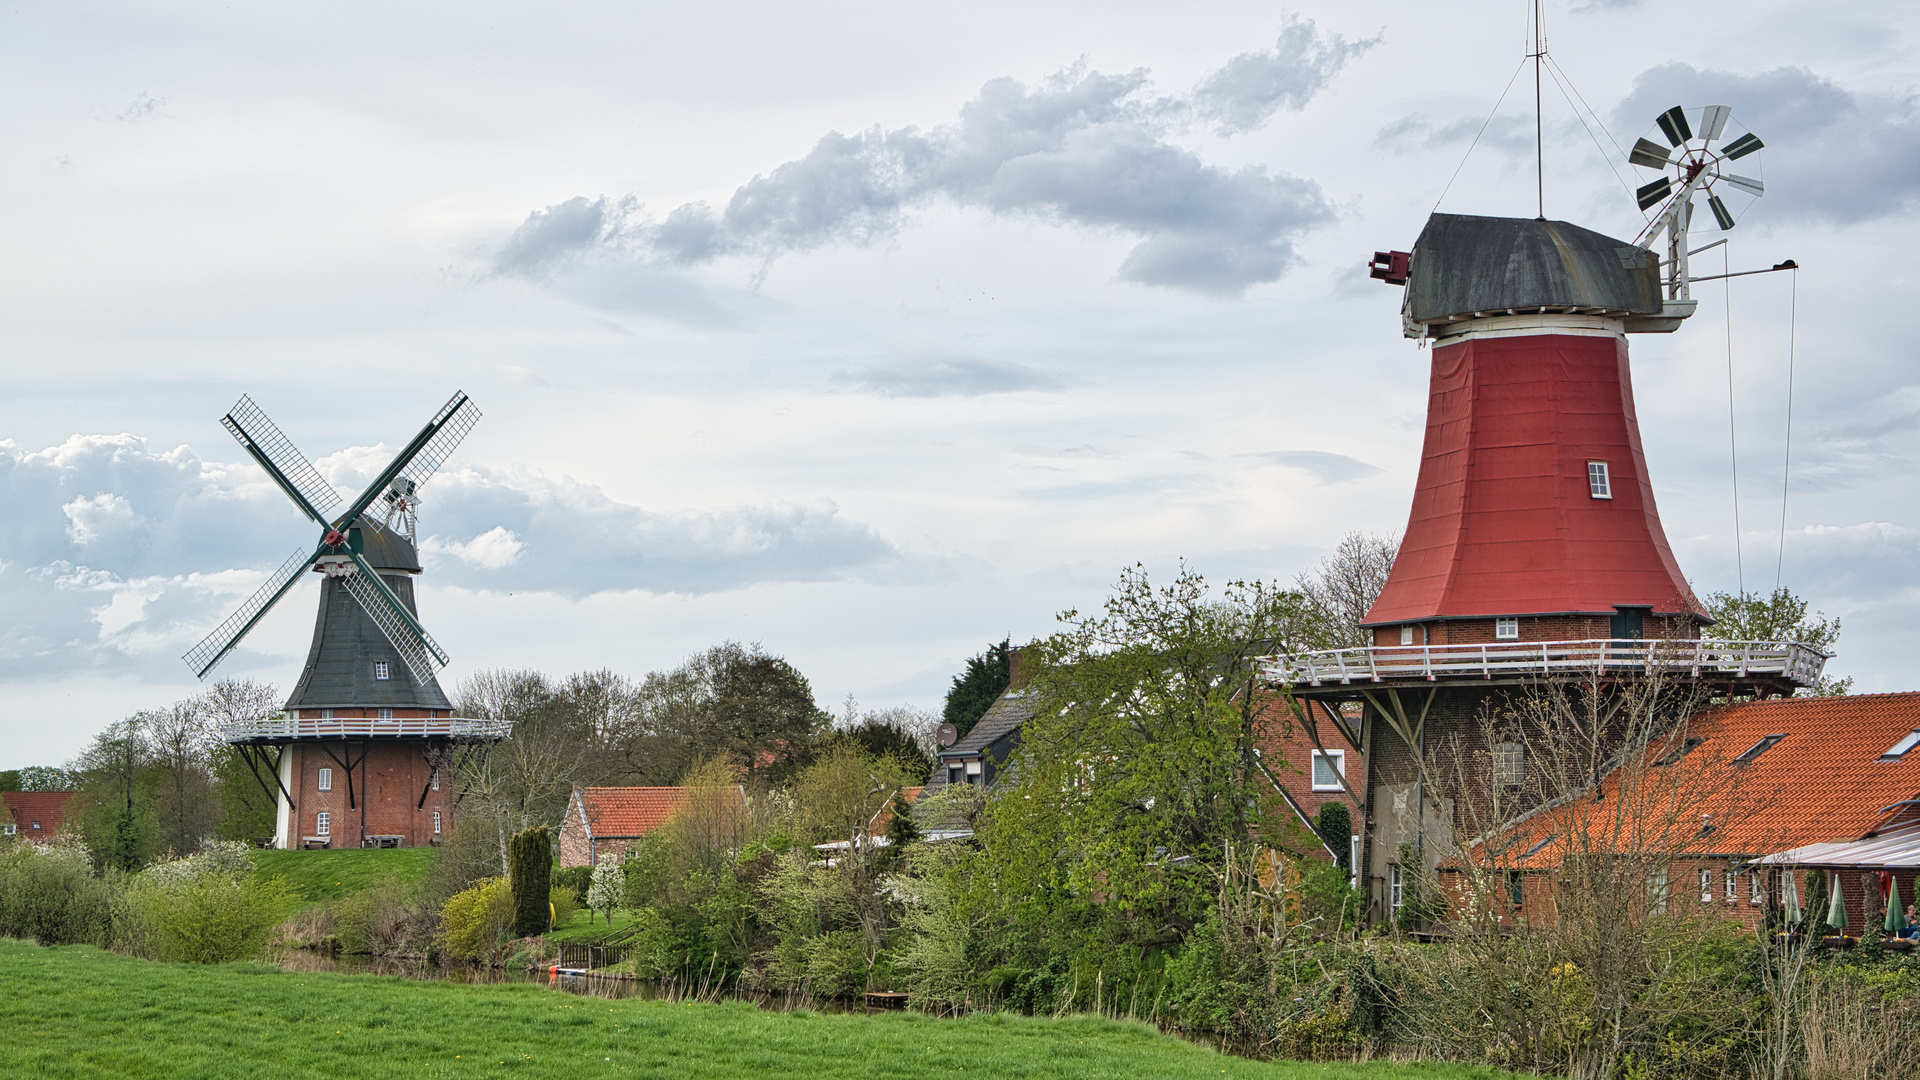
[1754,824,1920,869]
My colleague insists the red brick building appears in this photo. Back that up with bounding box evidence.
[1,791,74,842]
[559,785,747,867]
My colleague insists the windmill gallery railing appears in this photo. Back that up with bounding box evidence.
[218,715,513,743]
[1262,638,1828,689]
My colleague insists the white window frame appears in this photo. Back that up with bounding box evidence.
[964,759,983,785]
[1750,872,1763,906]
[1649,869,1669,915]
[317,767,332,792]
[433,810,442,835]
[378,707,393,720]
[1701,868,1713,903]
[1390,865,1405,913]
[1310,749,1346,792]
[1400,625,1415,646]
[320,708,333,720]
[1726,868,1738,902]
[430,768,440,792]
[1587,461,1613,499]
[1494,742,1525,787]
[1495,617,1519,640]
[373,661,390,681]
[316,811,331,837]
[1,823,14,837]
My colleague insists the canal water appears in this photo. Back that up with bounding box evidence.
[268,950,869,1013]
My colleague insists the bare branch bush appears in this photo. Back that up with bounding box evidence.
[1295,532,1398,649]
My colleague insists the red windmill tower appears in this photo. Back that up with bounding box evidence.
[1265,102,1826,923]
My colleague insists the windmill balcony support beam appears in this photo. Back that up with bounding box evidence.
[220,715,512,745]
[1261,639,1828,690]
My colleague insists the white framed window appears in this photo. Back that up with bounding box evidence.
[1494,742,1525,787]
[1311,750,1346,791]
[30,822,40,831]
[1726,868,1738,902]
[373,661,390,681]
[1700,868,1713,903]
[1495,617,1519,640]
[1400,625,1414,646]
[964,759,983,785]
[1587,461,1613,499]
[1649,869,1669,914]
[2,823,14,837]
[1390,865,1405,913]
[320,708,333,720]
[431,768,440,792]
[433,811,442,835]
[315,811,331,836]
[1881,731,1920,761]
[378,707,393,719]
[1350,835,1362,888]
[317,767,332,792]
[1750,872,1763,906]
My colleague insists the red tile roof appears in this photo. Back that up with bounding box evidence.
[866,787,925,837]
[1494,693,1920,867]
[2,792,73,838]
[575,786,743,839]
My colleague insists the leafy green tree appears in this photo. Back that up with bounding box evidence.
[841,715,934,784]
[943,639,1010,740]
[71,718,159,872]
[507,825,552,937]
[13,766,75,791]
[0,771,16,793]
[1703,586,1851,695]
[983,563,1321,936]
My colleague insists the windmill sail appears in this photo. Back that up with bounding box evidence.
[183,545,317,678]
[223,397,342,524]
[399,391,481,491]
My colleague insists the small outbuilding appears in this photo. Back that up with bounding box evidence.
[558,785,746,867]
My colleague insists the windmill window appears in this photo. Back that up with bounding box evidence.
[1311,750,1346,791]
[433,811,442,835]
[1733,734,1787,765]
[1400,625,1415,646]
[316,811,331,837]
[1494,742,1525,787]
[431,768,440,792]
[320,709,333,720]
[378,708,393,720]
[1390,866,1405,913]
[1881,731,1920,761]
[1495,617,1519,640]
[1588,461,1613,499]
[373,661,390,681]
[317,768,332,792]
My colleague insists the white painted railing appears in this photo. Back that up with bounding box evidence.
[1261,639,1828,689]
[219,715,513,742]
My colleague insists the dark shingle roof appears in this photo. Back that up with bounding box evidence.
[284,572,452,711]
[1407,213,1663,325]
[945,691,1032,756]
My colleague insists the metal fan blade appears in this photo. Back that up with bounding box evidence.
[1709,194,1736,231]
[333,391,481,531]
[182,544,320,679]
[1698,105,1731,142]
[1723,132,1764,160]
[336,549,449,683]
[1637,176,1674,211]
[1629,137,1672,171]
[1657,106,1693,146]
[224,396,343,526]
[1721,173,1764,197]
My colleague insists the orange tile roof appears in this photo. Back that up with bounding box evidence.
[866,786,925,837]
[1488,693,1920,867]
[576,786,743,839]
[2,792,73,837]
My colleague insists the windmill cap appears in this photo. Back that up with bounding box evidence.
[1405,213,1664,326]
[351,518,422,573]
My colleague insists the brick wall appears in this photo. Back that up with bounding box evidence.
[1252,693,1365,859]
[1372,614,1702,647]
[283,741,454,848]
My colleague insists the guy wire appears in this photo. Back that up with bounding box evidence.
[1724,245,1744,594]
[1776,267,1798,591]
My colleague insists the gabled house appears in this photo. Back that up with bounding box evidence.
[1,792,73,842]
[558,784,746,867]
[928,650,1032,792]
[1447,692,1920,931]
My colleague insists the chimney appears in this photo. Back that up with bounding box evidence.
[1006,646,1029,692]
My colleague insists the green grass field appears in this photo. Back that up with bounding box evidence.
[0,941,1524,1080]
[248,848,439,904]
[546,908,641,944]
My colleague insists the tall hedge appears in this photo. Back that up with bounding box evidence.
[508,825,552,938]
[1316,802,1353,871]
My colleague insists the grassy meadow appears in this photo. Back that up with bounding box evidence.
[0,940,1526,1080]
[248,848,439,904]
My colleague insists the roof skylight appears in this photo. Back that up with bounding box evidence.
[1880,730,1920,761]
[1732,734,1787,765]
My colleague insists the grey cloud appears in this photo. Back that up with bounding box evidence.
[1375,113,1539,156]
[501,26,1372,297]
[1244,449,1384,483]
[1190,15,1380,136]
[1615,64,1920,225]
[0,434,901,678]
[831,355,1062,397]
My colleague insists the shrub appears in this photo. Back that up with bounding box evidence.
[0,841,115,946]
[441,877,514,962]
[126,872,294,963]
[549,884,578,927]
[552,864,593,906]
[507,826,552,938]
[1315,802,1352,871]
[332,880,423,956]
[587,854,622,922]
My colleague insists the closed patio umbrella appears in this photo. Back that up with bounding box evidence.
[1784,873,1803,928]
[1827,871,1849,932]
[1888,876,1908,937]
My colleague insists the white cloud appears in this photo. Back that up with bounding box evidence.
[422,526,525,570]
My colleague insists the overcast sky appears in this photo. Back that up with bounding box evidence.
[5,1,1918,768]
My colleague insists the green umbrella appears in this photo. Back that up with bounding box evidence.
[1827,872,1848,932]
[1784,872,1803,928]
[1888,876,1908,936]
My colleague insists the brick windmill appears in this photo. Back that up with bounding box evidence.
[1264,103,1825,918]
[184,392,510,849]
